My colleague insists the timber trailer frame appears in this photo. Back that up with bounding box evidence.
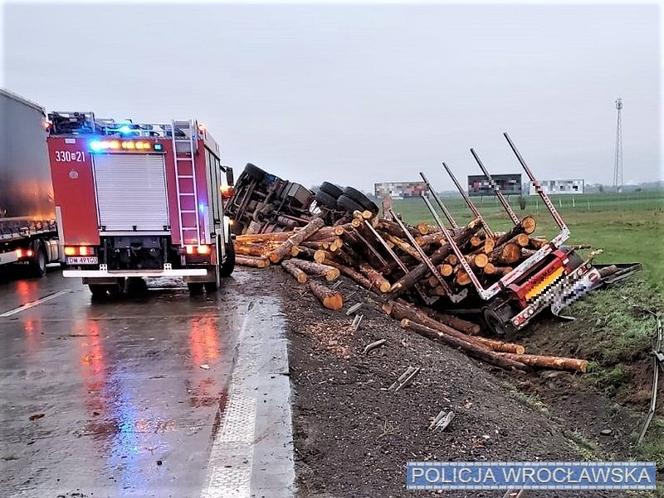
[419,132,640,336]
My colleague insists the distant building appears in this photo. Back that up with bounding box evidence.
[374,181,427,199]
[530,179,584,195]
[468,174,522,197]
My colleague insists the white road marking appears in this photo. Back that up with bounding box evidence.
[0,290,72,317]
[202,313,257,498]
[202,300,294,498]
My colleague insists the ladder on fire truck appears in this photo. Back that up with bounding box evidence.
[171,120,201,246]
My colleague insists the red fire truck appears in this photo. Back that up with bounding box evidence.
[47,112,235,297]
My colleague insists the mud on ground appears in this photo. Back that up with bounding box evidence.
[257,267,658,498]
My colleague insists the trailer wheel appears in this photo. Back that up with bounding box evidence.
[342,186,379,214]
[319,181,343,199]
[315,190,338,209]
[220,241,235,277]
[482,306,517,338]
[244,163,267,181]
[336,194,364,214]
[28,242,47,278]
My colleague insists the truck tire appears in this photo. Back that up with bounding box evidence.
[28,242,47,278]
[315,190,338,209]
[336,194,364,214]
[220,241,235,277]
[342,186,379,214]
[89,284,108,300]
[187,282,204,295]
[244,163,267,181]
[482,305,517,338]
[319,182,343,199]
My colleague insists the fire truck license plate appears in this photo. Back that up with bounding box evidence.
[67,256,98,265]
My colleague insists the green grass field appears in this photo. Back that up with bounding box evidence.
[392,190,664,289]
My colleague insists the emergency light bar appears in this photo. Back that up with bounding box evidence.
[89,139,164,153]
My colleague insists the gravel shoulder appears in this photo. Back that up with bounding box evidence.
[260,267,651,498]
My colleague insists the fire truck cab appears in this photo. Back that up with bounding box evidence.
[47,112,235,297]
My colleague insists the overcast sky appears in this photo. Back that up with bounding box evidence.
[1,2,661,191]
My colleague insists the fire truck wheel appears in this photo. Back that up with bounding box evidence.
[319,182,343,199]
[28,242,47,278]
[336,194,363,214]
[187,283,204,295]
[89,284,108,300]
[220,242,235,277]
[342,186,379,214]
[244,163,267,181]
[315,190,338,209]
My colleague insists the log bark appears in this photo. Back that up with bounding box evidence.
[268,217,325,263]
[385,234,422,261]
[359,263,391,293]
[309,280,343,310]
[281,259,308,283]
[384,300,523,353]
[236,255,270,268]
[418,306,481,336]
[235,244,269,257]
[325,261,374,290]
[529,237,549,249]
[289,259,340,282]
[236,232,290,244]
[493,216,536,247]
[389,218,482,296]
[498,353,588,373]
[400,319,528,371]
[376,219,420,238]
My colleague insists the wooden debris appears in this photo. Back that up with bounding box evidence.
[362,338,385,355]
[346,302,363,315]
[236,255,270,268]
[308,280,344,310]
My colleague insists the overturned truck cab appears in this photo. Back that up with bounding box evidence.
[47,113,235,296]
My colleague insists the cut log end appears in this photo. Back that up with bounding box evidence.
[309,280,343,310]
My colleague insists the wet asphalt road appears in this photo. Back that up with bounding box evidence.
[0,267,291,498]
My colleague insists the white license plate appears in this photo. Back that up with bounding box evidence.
[67,256,98,265]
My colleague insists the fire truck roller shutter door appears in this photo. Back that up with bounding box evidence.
[93,154,169,232]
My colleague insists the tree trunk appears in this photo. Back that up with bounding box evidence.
[235,244,269,257]
[385,234,422,261]
[268,217,325,263]
[236,255,270,268]
[384,300,523,353]
[400,319,528,371]
[289,259,340,282]
[376,219,420,238]
[498,353,588,373]
[325,261,374,290]
[483,263,513,276]
[359,264,391,293]
[493,216,537,247]
[490,243,521,265]
[281,259,308,283]
[389,218,482,296]
[309,280,344,310]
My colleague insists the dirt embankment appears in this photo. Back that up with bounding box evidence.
[262,268,649,497]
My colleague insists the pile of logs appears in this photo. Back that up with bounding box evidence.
[233,209,589,373]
